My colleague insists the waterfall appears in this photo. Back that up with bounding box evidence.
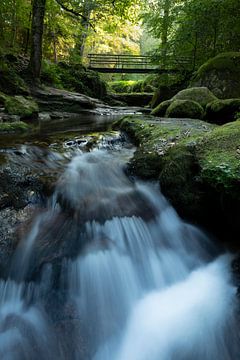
[0,146,239,359]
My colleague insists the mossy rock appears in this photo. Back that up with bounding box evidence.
[166,100,204,119]
[0,121,30,134]
[191,52,240,99]
[159,145,203,216]
[151,100,172,117]
[206,99,240,124]
[116,116,214,179]
[172,87,217,108]
[5,96,39,119]
[197,120,240,196]
[151,85,179,109]
[116,116,240,243]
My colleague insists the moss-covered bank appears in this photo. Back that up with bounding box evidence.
[116,116,240,246]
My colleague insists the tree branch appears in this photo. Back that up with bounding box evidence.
[54,0,95,30]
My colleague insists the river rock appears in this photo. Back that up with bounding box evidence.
[191,52,240,99]
[171,87,217,108]
[151,100,172,117]
[33,87,101,113]
[206,98,240,124]
[166,100,204,119]
[116,116,240,246]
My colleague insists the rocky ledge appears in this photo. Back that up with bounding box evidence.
[115,116,240,248]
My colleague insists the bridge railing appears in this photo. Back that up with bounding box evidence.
[87,53,192,73]
[88,54,158,71]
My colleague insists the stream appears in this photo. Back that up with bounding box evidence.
[0,110,239,359]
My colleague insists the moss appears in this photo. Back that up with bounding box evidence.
[117,117,240,198]
[197,120,240,197]
[116,116,240,241]
[117,116,213,179]
[109,80,136,93]
[166,100,204,119]
[151,100,172,117]
[172,87,218,108]
[108,80,155,94]
[191,52,240,99]
[196,52,240,78]
[0,121,30,133]
[159,145,202,214]
[206,99,240,124]
[5,96,39,118]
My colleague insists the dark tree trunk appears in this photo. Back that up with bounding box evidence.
[29,0,46,81]
[24,7,32,55]
[77,3,91,58]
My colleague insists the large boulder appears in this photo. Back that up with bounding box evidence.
[116,116,240,245]
[151,86,177,108]
[166,100,204,119]
[206,99,240,124]
[151,100,172,117]
[191,52,240,99]
[171,87,217,108]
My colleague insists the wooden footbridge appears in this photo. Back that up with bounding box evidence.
[87,54,191,74]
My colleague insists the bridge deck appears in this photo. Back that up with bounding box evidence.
[87,54,190,74]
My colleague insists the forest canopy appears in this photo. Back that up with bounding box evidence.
[0,0,239,79]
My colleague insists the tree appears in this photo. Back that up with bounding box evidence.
[141,0,182,64]
[29,0,47,80]
[172,0,240,69]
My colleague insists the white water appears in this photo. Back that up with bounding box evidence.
[0,148,239,359]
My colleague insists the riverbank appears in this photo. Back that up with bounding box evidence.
[115,115,240,248]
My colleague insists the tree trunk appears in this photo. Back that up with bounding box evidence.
[29,0,46,81]
[24,7,32,55]
[161,0,171,67]
[77,1,91,58]
[52,31,58,63]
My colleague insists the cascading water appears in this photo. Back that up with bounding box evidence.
[0,136,239,359]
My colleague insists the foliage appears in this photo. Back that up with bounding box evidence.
[109,79,156,93]
[41,60,107,98]
[0,56,29,95]
[198,120,240,193]
[142,0,240,70]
